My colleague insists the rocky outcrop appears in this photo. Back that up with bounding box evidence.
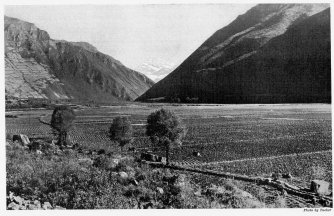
[136,4,330,103]
[5,16,154,102]
[310,180,330,195]
[12,134,30,146]
[7,192,65,210]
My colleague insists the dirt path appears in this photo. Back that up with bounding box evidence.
[172,150,332,167]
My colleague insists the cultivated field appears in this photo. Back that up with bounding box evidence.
[6,103,332,183]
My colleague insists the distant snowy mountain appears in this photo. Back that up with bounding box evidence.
[135,58,176,82]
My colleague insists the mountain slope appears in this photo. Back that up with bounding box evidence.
[136,4,330,103]
[5,16,154,102]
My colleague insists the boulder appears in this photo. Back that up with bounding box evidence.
[130,179,139,186]
[118,172,128,179]
[54,205,66,210]
[12,134,30,145]
[8,191,14,200]
[262,178,271,184]
[20,134,30,145]
[33,200,41,209]
[194,190,202,196]
[27,204,41,210]
[19,205,27,210]
[42,202,52,210]
[156,187,164,194]
[13,196,23,205]
[193,151,201,157]
[310,180,330,195]
[7,202,20,210]
[156,156,167,164]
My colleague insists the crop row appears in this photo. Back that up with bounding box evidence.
[6,106,331,168]
[184,150,332,186]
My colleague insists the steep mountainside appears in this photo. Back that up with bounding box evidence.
[5,16,154,102]
[136,4,330,103]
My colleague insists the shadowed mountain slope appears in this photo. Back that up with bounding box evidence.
[136,4,330,103]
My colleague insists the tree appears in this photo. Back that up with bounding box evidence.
[146,108,186,165]
[109,117,133,152]
[51,105,76,146]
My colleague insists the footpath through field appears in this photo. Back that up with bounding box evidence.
[172,150,332,167]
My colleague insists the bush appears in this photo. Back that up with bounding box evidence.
[311,165,326,180]
[7,138,271,209]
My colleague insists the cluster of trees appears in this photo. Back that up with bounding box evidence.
[163,96,199,103]
[51,106,186,164]
[185,97,199,103]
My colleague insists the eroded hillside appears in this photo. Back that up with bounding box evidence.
[5,16,154,102]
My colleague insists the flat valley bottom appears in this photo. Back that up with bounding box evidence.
[5,103,332,209]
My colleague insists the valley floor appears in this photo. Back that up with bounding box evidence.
[5,103,332,209]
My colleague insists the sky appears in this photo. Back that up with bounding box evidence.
[4,3,256,69]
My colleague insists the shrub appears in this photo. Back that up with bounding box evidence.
[311,165,326,180]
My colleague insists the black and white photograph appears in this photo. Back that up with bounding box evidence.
[2,0,332,212]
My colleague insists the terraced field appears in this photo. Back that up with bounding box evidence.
[6,104,332,183]
[5,50,69,99]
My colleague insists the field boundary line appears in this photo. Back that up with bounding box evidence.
[193,150,332,166]
[39,114,51,126]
